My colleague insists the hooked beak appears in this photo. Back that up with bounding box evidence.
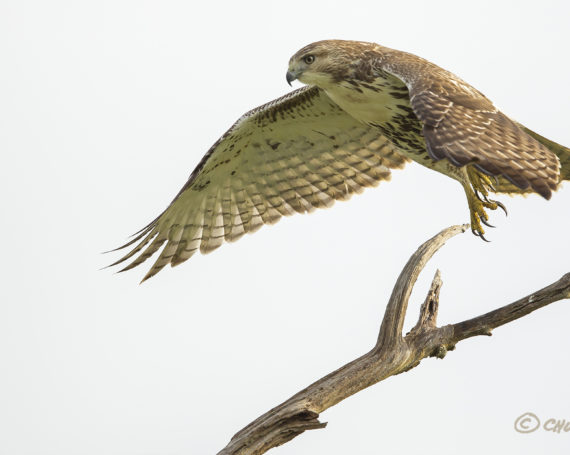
[286,70,298,86]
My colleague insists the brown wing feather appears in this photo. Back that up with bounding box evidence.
[412,85,559,198]
[494,126,570,195]
[383,54,560,198]
[516,124,570,182]
[110,86,408,281]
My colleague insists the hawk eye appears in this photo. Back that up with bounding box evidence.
[303,55,315,64]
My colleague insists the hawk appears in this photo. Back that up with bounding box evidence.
[110,40,570,282]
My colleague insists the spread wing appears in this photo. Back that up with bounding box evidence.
[382,56,560,199]
[110,86,408,282]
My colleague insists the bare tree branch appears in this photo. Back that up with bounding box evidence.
[217,225,570,455]
[451,272,570,340]
[377,224,468,349]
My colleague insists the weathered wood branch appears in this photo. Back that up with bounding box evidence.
[218,225,570,455]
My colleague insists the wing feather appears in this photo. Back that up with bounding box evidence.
[199,190,225,254]
[111,86,408,281]
[382,54,560,198]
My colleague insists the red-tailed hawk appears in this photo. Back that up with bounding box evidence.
[110,40,570,282]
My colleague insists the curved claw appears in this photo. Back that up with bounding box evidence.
[481,218,495,228]
[495,200,508,216]
[476,231,491,242]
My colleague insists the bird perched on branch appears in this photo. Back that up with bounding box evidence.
[110,40,570,282]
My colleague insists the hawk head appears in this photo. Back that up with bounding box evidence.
[287,40,378,87]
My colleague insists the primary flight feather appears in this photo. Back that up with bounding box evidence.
[110,40,569,282]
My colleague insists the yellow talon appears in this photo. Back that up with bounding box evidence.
[464,166,507,240]
[467,166,497,197]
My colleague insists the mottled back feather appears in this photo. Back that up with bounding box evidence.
[379,49,561,198]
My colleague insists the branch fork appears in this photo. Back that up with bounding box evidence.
[218,225,570,455]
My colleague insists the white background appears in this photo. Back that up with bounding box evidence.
[1,1,569,454]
